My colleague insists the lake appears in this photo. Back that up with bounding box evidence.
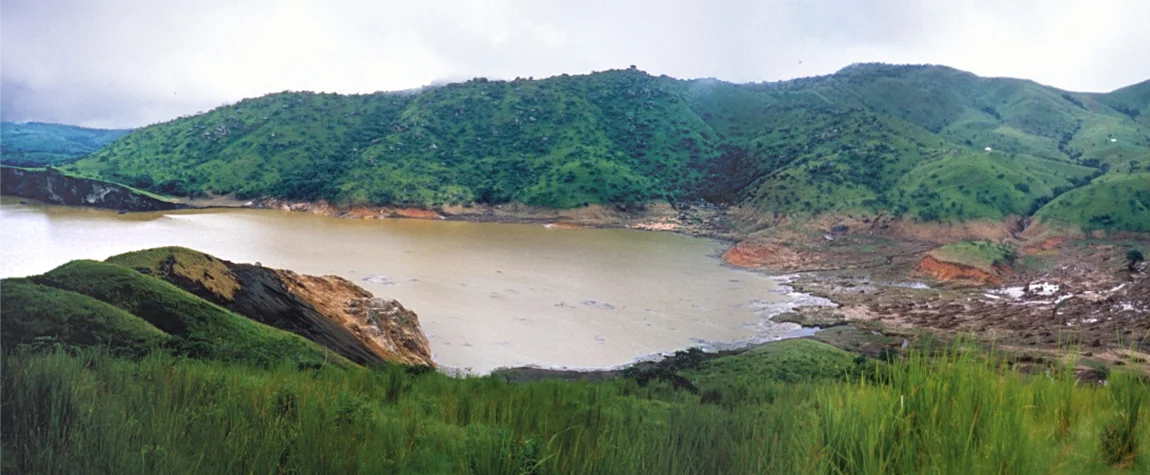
[0,196,802,372]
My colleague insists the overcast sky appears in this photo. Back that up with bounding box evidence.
[3,0,1148,129]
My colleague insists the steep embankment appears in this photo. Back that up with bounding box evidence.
[104,247,433,366]
[1,166,186,211]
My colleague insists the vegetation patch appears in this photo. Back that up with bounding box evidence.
[105,246,240,301]
[927,240,1018,274]
[685,339,857,385]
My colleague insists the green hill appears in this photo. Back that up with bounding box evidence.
[18,260,338,367]
[65,64,1150,231]
[1,122,129,167]
[1094,80,1150,127]
[0,279,169,354]
[1036,172,1150,233]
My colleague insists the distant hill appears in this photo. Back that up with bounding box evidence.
[65,64,1150,232]
[0,122,130,166]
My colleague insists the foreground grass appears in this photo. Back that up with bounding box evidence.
[3,346,1146,474]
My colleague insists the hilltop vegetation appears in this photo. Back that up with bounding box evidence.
[927,240,1018,274]
[67,64,1150,231]
[1,259,340,368]
[0,122,129,167]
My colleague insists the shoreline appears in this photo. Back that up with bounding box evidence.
[3,193,738,240]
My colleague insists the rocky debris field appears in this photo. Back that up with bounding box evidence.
[722,225,1150,374]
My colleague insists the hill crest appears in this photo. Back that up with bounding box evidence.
[55,64,1150,232]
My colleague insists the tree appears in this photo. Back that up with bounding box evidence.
[1126,248,1144,272]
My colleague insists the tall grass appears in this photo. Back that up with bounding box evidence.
[2,347,1146,474]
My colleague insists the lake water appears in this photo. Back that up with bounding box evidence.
[0,196,801,372]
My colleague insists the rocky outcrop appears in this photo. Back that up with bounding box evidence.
[273,269,433,366]
[912,255,1005,285]
[106,247,434,366]
[1,166,186,211]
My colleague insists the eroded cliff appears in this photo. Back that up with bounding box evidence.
[105,247,434,366]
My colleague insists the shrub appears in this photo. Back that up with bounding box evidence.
[1127,248,1144,272]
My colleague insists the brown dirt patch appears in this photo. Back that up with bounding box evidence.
[1022,237,1065,255]
[391,208,443,219]
[884,217,1021,244]
[912,255,1005,285]
[722,241,808,269]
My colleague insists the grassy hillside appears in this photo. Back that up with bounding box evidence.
[19,260,337,367]
[0,122,129,167]
[1036,172,1150,233]
[104,246,242,300]
[676,64,1141,223]
[3,342,1146,474]
[66,64,1150,231]
[0,279,169,354]
[102,246,436,367]
[71,70,717,207]
[1094,80,1150,128]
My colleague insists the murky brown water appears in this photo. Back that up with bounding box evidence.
[0,196,800,372]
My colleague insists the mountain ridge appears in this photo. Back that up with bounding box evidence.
[52,64,1150,232]
[0,121,130,167]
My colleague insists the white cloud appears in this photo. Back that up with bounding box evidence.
[2,0,1147,128]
